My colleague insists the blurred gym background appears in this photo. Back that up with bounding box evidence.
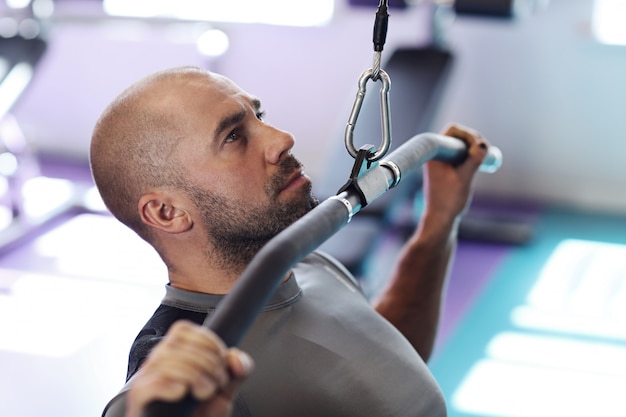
[1,1,625,416]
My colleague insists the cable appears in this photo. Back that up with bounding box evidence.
[371,0,389,80]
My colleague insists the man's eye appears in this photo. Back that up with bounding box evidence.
[225,130,240,143]
[256,110,266,121]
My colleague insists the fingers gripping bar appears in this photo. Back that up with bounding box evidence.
[142,133,502,417]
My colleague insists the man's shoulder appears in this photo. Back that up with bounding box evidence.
[298,251,362,291]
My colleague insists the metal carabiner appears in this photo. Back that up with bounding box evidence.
[344,68,392,163]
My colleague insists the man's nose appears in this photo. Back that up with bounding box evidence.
[264,125,295,165]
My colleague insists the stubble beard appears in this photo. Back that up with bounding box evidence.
[190,156,319,273]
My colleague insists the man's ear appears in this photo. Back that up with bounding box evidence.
[138,191,193,234]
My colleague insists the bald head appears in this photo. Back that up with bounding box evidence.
[89,66,213,241]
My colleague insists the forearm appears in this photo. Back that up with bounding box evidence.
[373,210,459,362]
[373,123,487,361]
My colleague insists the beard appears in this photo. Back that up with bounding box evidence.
[187,156,319,272]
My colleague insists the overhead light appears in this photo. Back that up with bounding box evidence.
[32,0,55,20]
[196,28,229,57]
[103,0,334,27]
[593,0,626,46]
[6,0,32,9]
[18,18,41,39]
[0,152,18,176]
[0,17,20,38]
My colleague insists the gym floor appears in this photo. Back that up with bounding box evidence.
[1,159,625,417]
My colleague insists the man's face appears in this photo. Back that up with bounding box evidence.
[168,72,318,268]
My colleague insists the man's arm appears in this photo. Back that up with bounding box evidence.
[372,123,489,362]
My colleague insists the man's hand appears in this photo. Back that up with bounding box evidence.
[422,123,490,222]
[124,320,254,417]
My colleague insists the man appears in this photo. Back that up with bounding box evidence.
[91,66,489,417]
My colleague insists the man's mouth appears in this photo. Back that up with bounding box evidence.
[279,169,307,194]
